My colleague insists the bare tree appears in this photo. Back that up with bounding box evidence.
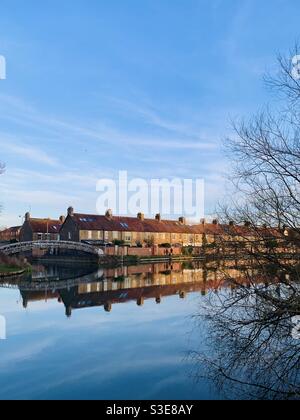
[189,47,300,400]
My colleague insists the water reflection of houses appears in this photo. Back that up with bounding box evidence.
[16,262,256,318]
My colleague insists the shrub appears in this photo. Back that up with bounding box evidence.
[144,237,155,247]
[182,246,194,256]
[112,240,125,246]
[0,252,29,269]
[159,243,172,249]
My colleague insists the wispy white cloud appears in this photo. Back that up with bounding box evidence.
[1,141,59,167]
[106,96,205,136]
[0,94,218,152]
[0,92,224,226]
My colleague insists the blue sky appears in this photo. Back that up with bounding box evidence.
[0,0,299,226]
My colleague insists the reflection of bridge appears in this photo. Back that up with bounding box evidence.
[0,241,104,258]
[0,268,105,291]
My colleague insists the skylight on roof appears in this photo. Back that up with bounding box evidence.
[79,217,95,223]
[120,222,129,229]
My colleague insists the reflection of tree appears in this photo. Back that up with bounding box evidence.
[190,275,300,400]
[189,46,300,400]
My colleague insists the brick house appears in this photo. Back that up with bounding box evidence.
[59,207,283,252]
[20,212,65,242]
[0,226,21,243]
[60,207,207,247]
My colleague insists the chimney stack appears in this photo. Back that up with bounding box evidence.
[25,212,30,222]
[244,221,251,227]
[229,221,235,226]
[178,217,186,225]
[137,213,145,221]
[212,219,219,225]
[105,209,113,220]
[67,207,74,217]
[200,218,206,225]
[155,214,161,222]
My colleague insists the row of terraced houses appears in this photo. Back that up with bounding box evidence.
[0,206,281,249]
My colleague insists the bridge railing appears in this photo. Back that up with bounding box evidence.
[0,241,104,257]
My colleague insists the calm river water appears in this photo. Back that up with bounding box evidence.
[0,261,240,400]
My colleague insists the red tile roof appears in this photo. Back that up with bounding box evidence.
[28,219,62,234]
[0,226,21,234]
[72,213,202,234]
[69,213,282,239]
[0,226,21,241]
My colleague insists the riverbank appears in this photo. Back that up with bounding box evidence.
[128,255,205,264]
[30,254,206,266]
[25,250,299,268]
[27,253,255,267]
[0,252,31,277]
[0,265,27,277]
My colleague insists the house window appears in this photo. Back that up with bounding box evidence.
[37,233,43,241]
[104,231,109,240]
[88,231,92,240]
[125,233,131,242]
[68,232,72,240]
